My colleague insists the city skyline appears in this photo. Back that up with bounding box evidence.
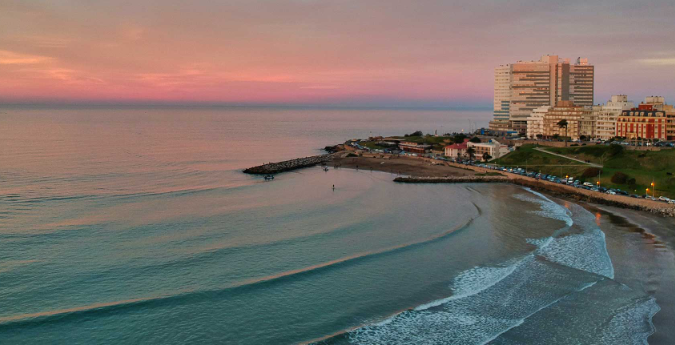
[1,0,674,107]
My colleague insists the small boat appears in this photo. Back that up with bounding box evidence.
[264,175,275,180]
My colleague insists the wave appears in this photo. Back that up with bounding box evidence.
[0,213,479,330]
[336,187,642,345]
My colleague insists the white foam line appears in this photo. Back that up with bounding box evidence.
[414,256,533,311]
[478,280,600,345]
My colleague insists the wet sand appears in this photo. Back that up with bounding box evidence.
[332,155,476,177]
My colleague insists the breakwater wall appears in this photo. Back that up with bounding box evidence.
[243,154,333,174]
[394,176,509,183]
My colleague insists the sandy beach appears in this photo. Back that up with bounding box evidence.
[332,154,476,177]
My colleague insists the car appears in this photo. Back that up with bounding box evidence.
[659,196,671,202]
[574,180,580,185]
[583,182,594,187]
[629,194,639,198]
[607,190,616,195]
[669,200,675,204]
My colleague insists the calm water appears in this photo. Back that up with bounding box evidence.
[0,106,673,344]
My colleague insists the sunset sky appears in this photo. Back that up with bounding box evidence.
[1,0,674,107]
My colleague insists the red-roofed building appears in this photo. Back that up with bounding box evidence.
[444,139,470,158]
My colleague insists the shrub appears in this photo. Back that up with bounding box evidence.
[627,178,636,186]
[404,130,423,137]
[469,137,482,143]
[582,167,602,178]
[608,144,624,157]
[611,172,629,184]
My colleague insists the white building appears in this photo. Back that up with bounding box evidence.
[467,139,508,161]
[595,95,634,140]
[526,106,551,139]
[489,65,512,131]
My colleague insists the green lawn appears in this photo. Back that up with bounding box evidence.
[496,144,675,198]
[493,145,589,179]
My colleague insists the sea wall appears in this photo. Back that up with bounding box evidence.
[394,176,508,183]
[243,154,333,174]
[442,161,675,217]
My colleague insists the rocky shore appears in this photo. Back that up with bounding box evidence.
[243,154,334,174]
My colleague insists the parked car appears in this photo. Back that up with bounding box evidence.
[583,182,594,187]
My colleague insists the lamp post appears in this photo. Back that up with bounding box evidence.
[651,182,655,198]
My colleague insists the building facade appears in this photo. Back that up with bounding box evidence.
[467,140,508,161]
[640,96,675,140]
[526,105,550,139]
[616,104,667,141]
[542,101,589,140]
[444,139,469,158]
[595,95,634,140]
[580,105,600,139]
[489,55,594,133]
[489,65,512,131]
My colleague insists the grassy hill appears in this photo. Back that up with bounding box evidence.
[495,144,675,198]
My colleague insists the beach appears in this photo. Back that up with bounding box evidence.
[332,154,475,177]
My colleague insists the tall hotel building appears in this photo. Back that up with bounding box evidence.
[489,55,594,133]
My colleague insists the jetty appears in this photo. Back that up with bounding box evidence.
[244,154,334,174]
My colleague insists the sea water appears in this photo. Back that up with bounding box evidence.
[0,106,672,344]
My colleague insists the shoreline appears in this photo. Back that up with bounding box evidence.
[243,152,675,217]
[332,154,675,217]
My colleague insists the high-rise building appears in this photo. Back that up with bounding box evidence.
[489,65,512,132]
[595,95,634,140]
[489,55,595,133]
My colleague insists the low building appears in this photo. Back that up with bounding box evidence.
[542,101,588,140]
[467,139,508,161]
[399,141,431,154]
[616,103,667,141]
[640,96,675,141]
[444,139,469,158]
[526,106,550,139]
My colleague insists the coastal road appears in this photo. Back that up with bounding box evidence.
[534,147,603,168]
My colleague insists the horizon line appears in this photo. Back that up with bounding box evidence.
[0,100,493,111]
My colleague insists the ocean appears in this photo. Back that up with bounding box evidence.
[0,106,673,344]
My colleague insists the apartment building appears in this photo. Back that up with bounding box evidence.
[595,95,634,140]
[542,101,589,140]
[616,104,667,141]
[489,55,594,133]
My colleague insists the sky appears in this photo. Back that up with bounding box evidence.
[1,0,674,108]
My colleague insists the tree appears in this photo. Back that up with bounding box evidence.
[453,134,467,144]
[404,130,423,137]
[469,137,481,143]
[467,147,476,161]
[580,135,587,141]
[482,152,492,162]
[536,134,543,140]
[557,119,569,147]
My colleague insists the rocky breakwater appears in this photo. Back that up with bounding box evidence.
[394,176,509,183]
[244,154,334,175]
